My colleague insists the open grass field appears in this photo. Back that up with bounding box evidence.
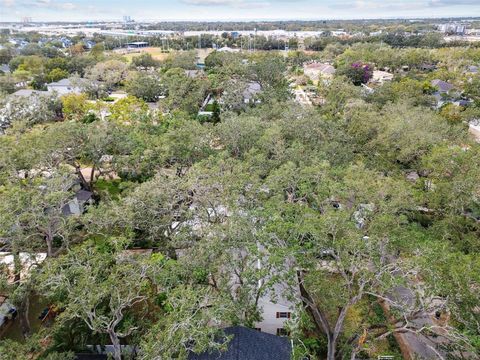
[112,47,215,64]
[113,47,171,63]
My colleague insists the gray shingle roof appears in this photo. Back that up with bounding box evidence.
[189,326,292,360]
[431,79,454,93]
[11,89,49,97]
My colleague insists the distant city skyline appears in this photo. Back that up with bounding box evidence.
[1,0,480,22]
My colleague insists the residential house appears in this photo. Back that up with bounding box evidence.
[46,78,81,96]
[431,79,456,108]
[467,65,479,74]
[77,327,291,360]
[172,203,297,337]
[60,37,73,48]
[303,62,336,82]
[255,280,296,335]
[431,79,455,93]
[188,326,292,360]
[62,189,94,216]
[11,89,49,97]
[0,64,10,74]
[84,40,96,49]
[243,81,262,104]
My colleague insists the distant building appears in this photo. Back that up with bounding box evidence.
[126,41,148,49]
[217,46,240,53]
[438,23,466,35]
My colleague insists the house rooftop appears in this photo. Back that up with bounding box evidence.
[431,79,454,93]
[0,64,10,73]
[304,62,336,75]
[188,326,292,360]
[11,89,49,97]
[243,81,262,100]
[47,78,72,87]
[217,46,240,53]
[467,65,478,73]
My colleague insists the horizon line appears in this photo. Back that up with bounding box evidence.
[1,16,480,24]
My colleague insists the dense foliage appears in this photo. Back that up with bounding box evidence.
[1,27,480,360]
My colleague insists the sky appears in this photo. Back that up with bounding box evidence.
[1,0,480,22]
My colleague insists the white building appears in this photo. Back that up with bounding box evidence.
[438,23,466,35]
[255,277,296,335]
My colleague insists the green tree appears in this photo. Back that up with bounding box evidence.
[47,68,69,83]
[39,241,151,360]
[131,53,159,68]
[125,71,165,102]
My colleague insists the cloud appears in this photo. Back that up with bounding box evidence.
[1,0,17,6]
[428,0,480,6]
[60,2,76,10]
[22,0,78,10]
[330,0,480,11]
[181,0,270,8]
[329,0,424,11]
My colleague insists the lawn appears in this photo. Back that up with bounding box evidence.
[115,47,171,63]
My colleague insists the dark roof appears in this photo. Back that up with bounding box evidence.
[189,326,292,360]
[75,354,107,360]
[76,189,93,202]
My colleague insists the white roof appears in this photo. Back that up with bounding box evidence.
[218,46,240,53]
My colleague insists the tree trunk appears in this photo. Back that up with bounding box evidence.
[18,294,31,340]
[46,235,53,257]
[12,251,32,339]
[327,334,337,360]
[108,329,122,360]
[75,165,92,192]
